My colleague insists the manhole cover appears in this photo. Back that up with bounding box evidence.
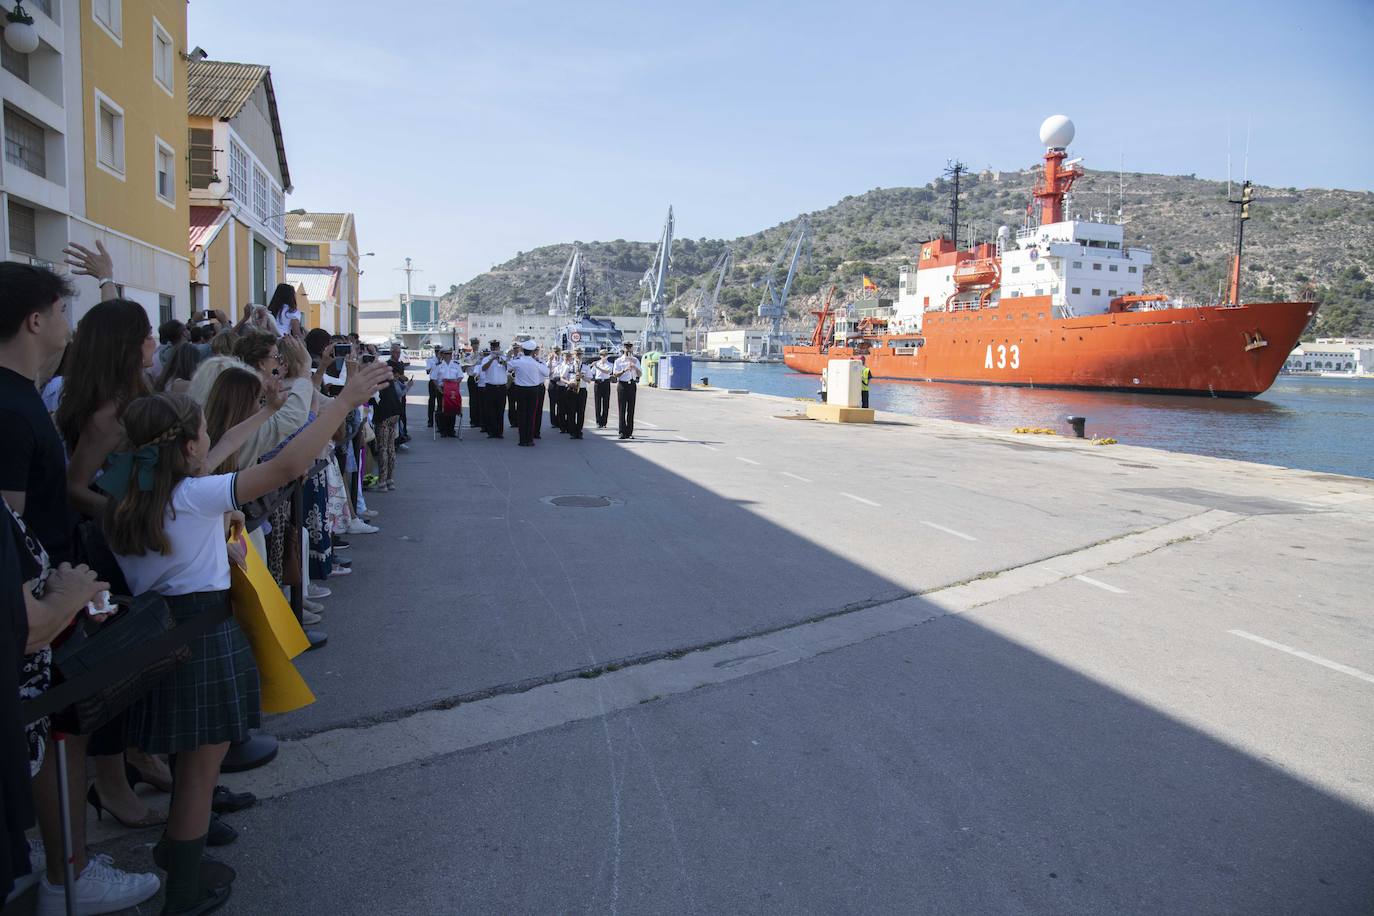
[548,495,613,509]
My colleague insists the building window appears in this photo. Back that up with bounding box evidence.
[1091,288,1101,296]
[1128,266,1138,273]
[1071,287,1081,294]
[152,18,174,93]
[286,243,318,261]
[270,186,284,237]
[154,137,175,205]
[1072,260,1082,269]
[1092,262,1102,270]
[252,165,268,221]
[1,42,30,82]
[159,293,174,324]
[228,140,248,200]
[94,91,125,177]
[7,200,36,255]
[188,128,215,188]
[1109,264,1118,272]
[3,107,46,178]
[92,0,121,42]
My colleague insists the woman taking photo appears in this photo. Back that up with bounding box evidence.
[101,359,391,914]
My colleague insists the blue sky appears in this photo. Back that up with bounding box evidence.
[189,0,1374,299]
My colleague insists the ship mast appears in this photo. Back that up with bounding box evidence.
[944,161,966,248]
[1225,180,1253,306]
[1032,116,1083,226]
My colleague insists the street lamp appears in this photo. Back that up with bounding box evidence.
[4,4,39,54]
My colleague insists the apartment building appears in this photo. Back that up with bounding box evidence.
[284,211,361,334]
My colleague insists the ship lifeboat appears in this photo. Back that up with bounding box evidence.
[953,257,1000,289]
[1108,293,1168,313]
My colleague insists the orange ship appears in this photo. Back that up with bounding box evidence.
[783,116,1315,397]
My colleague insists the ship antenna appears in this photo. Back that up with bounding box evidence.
[1243,115,1251,183]
[944,160,966,248]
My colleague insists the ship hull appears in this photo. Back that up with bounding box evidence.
[783,300,1315,397]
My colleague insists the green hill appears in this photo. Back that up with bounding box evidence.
[440,168,1374,339]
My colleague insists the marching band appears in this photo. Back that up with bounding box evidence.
[427,338,643,448]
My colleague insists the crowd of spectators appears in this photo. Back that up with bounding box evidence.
[0,243,412,915]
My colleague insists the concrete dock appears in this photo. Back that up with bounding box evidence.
[90,385,1374,914]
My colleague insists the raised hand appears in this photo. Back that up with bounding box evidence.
[62,240,114,282]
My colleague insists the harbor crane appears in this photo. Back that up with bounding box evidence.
[639,206,674,354]
[547,247,590,317]
[693,247,732,350]
[756,215,812,358]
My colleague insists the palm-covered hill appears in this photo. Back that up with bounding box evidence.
[440,168,1374,340]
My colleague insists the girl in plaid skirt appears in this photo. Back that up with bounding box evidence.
[102,359,392,916]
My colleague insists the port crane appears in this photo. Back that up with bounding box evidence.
[639,206,674,354]
[547,247,588,316]
[807,285,838,349]
[756,216,811,358]
[693,247,732,350]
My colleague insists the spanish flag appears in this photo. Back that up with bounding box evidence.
[862,275,878,292]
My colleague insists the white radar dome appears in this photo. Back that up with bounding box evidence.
[1039,115,1075,149]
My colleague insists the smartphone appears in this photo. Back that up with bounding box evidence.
[335,343,353,356]
[361,353,376,364]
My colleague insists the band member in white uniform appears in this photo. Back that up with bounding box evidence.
[509,340,550,446]
[480,341,509,438]
[425,344,443,427]
[545,347,563,433]
[465,337,483,428]
[561,350,595,439]
[612,341,642,439]
[592,347,613,428]
[430,348,465,438]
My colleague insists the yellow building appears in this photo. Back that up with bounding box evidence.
[285,211,362,334]
[186,58,291,320]
[2,0,191,322]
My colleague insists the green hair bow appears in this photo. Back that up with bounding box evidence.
[97,445,160,499]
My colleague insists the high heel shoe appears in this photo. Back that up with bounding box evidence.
[125,760,174,794]
[86,784,166,829]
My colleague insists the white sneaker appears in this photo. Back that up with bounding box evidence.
[301,607,322,625]
[360,509,379,519]
[302,597,324,613]
[4,839,43,904]
[306,583,331,599]
[35,854,160,916]
[346,519,379,535]
[329,564,352,576]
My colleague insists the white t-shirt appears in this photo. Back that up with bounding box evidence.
[114,473,239,597]
[275,307,303,337]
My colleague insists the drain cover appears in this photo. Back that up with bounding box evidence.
[548,495,613,508]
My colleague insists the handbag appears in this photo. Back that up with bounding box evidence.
[24,592,230,732]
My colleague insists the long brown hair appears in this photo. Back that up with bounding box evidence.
[156,342,203,391]
[203,367,261,474]
[55,299,151,449]
[101,394,202,556]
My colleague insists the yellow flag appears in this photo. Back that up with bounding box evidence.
[862,275,878,291]
[228,534,315,714]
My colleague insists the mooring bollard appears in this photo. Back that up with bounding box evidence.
[1066,415,1087,438]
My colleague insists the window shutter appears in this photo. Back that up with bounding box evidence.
[99,108,115,165]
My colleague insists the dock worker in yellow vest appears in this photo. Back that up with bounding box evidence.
[859,357,872,408]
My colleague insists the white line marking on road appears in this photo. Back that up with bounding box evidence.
[736,457,760,466]
[781,471,812,483]
[674,435,689,441]
[1074,574,1126,594]
[920,520,977,541]
[1228,630,1374,686]
[700,444,720,452]
[841,492,880,507]
[639,421,661,429]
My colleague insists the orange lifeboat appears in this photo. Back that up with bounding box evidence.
[953,257,1000,289]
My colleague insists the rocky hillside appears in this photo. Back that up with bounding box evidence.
[440,168,1374,339]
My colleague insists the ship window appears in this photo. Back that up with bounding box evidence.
[1011,291,1020,297]
[1051,285,1059,294]
[1128,266,1138,273]
[1011,266,1021,274]
[1092,289,1101,296]
[1038,313,1045,320]
[1035,263,1045,271]
[1109,264,1118,272]
[1109,289,1118,296]
[1034,289,1044,296]
[1073,261,1082,268]
[1021,313,1028,319]
[1071,287,1081,294]
[1107,241,1120,249]
[1092,263,1102,270]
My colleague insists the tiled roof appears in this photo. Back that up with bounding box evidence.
[187,59,292,192]
[189,206,228,250]
[286,212,354,243]
[286,266,341,303]
[187,60,268,119]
